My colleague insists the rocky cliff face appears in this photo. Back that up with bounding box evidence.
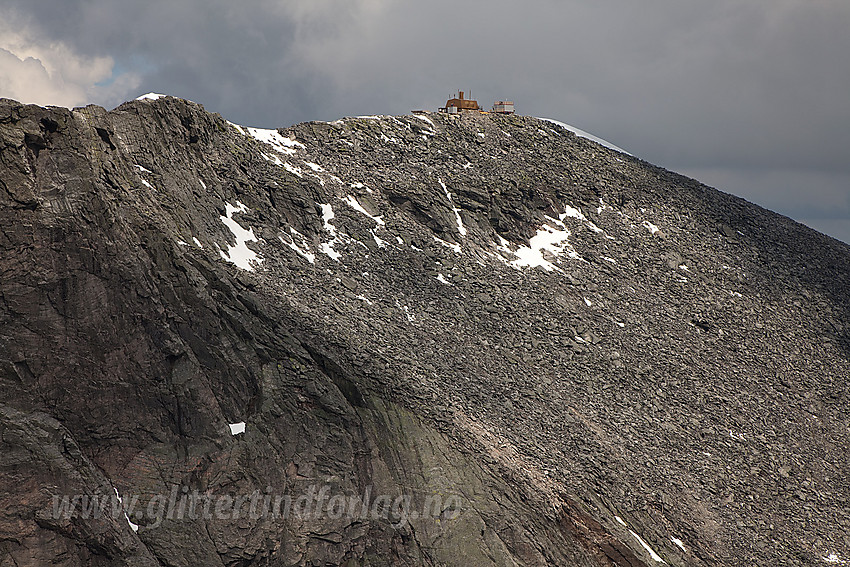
[1,95,848,566]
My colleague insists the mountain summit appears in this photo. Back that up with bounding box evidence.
[1,95,848,566]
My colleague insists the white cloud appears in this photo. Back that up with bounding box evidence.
[0,22,139,108]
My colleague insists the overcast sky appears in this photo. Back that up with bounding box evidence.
[2,0,848,244]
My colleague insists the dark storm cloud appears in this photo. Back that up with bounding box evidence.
[2,0,848,243]
[2,0,312,119]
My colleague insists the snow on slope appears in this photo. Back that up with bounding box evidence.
[136,93,166,101]
[218,202,261,271]
[537,118,631,155]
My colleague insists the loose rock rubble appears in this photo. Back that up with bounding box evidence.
[1,95,848,566]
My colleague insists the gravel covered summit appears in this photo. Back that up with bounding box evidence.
[1,94,848,566]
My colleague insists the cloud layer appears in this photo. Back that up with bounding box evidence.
[1,0,847,243]
[0,20,139,108]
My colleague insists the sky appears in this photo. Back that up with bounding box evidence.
[1,0,848,245]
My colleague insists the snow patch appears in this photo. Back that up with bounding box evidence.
[280,230,315,264]
[395,300,414,322]
[229,422,245,435]
[227,121,247,135]
[438,178,467,236]
[319,204,343,261]
[433,236,462,254]
[510,217,581,271]
[283,163,303,178]
[321,204,336,234]
[219,202,261,271]
[492,234,514,264]
[587,221,605,234]
[192,237,203,249]
[563,204,586,221]
[629,530,665,563]
[261,152,284,167]
[372,231,388,248]
[245,127,304,156]
[411,114,434,127]
[537,117,631,155]
[614,516,665,563]
[133,164,151,173]
[113,488,139,532]
[320,243,341,261]
[558,203,609,235]
[436,273,452,285]
[305,161,323,172]
[343,195,384,225]
[642,221,660,235]
[135,93,165,101]
[671,538,686,552]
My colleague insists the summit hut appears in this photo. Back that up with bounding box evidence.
[440,91,481,114]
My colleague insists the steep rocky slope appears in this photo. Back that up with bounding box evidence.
[1,95,848,566]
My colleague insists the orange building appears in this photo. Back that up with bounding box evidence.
[441,91,481,114]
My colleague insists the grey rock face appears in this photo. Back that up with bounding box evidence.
[1,96,848,566]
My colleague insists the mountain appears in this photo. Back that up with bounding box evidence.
[1,94,848,567]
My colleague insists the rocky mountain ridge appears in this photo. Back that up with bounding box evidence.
[1,94,848,566]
